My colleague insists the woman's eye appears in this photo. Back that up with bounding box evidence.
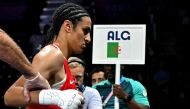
[82,27,90,35]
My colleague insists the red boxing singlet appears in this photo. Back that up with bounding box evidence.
[28,44,76,109]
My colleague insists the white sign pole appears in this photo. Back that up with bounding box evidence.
[114,62,120,109]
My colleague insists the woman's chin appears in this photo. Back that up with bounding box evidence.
[75,49,83,54]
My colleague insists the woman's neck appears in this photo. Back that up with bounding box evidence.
[54,39,71,59]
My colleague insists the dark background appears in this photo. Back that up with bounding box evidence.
[0,0,190,109]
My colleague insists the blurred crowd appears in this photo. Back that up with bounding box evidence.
[1,0,190,109]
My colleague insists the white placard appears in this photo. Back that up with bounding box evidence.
[92,25,146,64]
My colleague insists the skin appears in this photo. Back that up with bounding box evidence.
[0,28,51,101]
[69,59,103,109]
[104,65,149,109]
[0,28,38,79]
[102,65,149,109]
[69,63,85,87]
[113,84,149,109]
[4,16,92,107]
[91,71,106,85]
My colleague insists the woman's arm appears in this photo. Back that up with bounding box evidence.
[4,46,64,106]
[4,76,84,109]
[4,45,84,108]
[4,76,40,106]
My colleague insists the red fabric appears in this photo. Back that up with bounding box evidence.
[28,44,76,109]
[60,59,76,90]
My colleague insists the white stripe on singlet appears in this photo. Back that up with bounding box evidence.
[52,75,67,89]
[51,43,60,50]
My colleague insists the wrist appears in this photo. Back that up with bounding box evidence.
[123,95,132,103]
[25,72,40,81]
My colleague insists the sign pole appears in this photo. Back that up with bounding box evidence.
[114,62,120,109]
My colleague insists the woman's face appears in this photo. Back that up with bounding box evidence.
[69,16,92,54]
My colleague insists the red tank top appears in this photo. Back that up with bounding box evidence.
[28,44,76,109]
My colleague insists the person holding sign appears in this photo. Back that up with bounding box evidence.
[92,65,150,109]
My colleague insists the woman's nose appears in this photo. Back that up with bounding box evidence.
[85,34,91,43]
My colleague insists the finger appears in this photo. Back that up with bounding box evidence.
[81,98,85,105]
[78,103,83,109]
[78,91,83,96]
[113,87,117,92]
[77,94,85,105]
[77,98,84,109]
[113,84,119,89]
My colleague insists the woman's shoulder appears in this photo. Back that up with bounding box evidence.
[33,45,64,63]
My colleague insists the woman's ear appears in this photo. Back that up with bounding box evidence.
[63,20,73,33]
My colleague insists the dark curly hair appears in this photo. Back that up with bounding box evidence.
[45,3,89,45]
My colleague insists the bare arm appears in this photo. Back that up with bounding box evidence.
[4,76,83,108]
[0,28,50,98]
[4,46,84,109]
[4,46,64,106]
[4,76,40,107]
[0,28,37,79]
